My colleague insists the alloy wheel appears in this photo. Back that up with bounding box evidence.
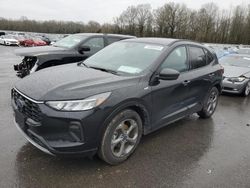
[244,82,250,96]
[207,90,218,115]
[111,119,139,158]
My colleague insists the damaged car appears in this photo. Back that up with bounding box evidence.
[12,38,223,165]
[220,54,250,96]
[13,33,135,78]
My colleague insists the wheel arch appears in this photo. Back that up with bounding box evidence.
[98,99,151,145]
[213,82,222,93]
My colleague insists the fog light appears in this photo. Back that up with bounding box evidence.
[69,122,84,142]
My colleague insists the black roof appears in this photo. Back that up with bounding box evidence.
[124,38,185,46]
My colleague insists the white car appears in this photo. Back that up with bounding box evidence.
[0,36,19,46]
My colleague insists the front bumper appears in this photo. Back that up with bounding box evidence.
[222,78,248,94]
[5,41,19,46]
[11,89,110,157]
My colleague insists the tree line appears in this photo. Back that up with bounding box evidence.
[0,2,249,44]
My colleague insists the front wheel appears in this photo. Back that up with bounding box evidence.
[98,109,142,165]
[198,87,219,119]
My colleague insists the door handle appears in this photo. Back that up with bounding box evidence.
[183,80,190,86]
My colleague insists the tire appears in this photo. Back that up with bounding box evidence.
[198,87,219,119]
[242,81,250,97]
[98,109,142,165]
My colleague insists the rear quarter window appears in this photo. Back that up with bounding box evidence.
[204,49,215,64]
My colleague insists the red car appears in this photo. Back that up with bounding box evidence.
[14,35,28,46]
[23,38,47,47]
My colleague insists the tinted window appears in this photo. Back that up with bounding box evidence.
[204,49,214,64]
[83,37,104,53]
[107,37,121,45]
[161,46,188,72]
[53,35,87,48]
[189,46,206,69]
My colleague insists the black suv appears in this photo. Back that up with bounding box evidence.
[13,33,135,78]
[12,38,223,165]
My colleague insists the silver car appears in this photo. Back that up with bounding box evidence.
[220,54,250,96]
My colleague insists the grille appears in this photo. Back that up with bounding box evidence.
[12,89,42,122]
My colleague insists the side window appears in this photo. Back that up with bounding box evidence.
[107,37,121,45]
[204,49,214,64]
[189,46,206,69]
[161,46,188,72]
[83,37,104,53]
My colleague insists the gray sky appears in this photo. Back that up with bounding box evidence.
[0,0,248,23]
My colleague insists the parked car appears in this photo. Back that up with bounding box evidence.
[47,34,64,45]
[13,35,29,46]
[38,36,51,45]
[0,31,5,36]
[13,33,135,78]
[0,35,19,46]
[12,38,223,165]
[22,37,47,47]
[237,48,250,55]
[220,54,250,96]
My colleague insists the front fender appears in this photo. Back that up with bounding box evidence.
[97,98,151,145]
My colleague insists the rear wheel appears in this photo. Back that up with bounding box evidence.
[198,87,219,119]
[98,109,142,165]
[242,81,250,97]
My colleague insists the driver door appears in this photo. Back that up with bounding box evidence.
[151,45,191,130]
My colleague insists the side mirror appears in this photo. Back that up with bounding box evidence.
[78,46,90,54]
[159,68,180,80]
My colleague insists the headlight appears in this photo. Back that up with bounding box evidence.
[45,92,111,111]
[228,77,246,82]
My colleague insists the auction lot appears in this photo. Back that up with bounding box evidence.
[1,45,250,188]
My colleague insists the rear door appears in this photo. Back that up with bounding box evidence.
[185,45,215,112]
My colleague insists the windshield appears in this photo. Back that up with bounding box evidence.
[84,41,164,75]
[53,35,87,48]
[220,56,250,68]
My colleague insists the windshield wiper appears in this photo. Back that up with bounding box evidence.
[89,66,120,75]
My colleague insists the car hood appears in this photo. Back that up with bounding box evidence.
[14,45,66,56]
[15,64,141,101]
[223,65,250,77]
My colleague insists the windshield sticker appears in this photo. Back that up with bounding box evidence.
[144,45,164,51]
[243,57,250,61]
[118,66,142,74]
